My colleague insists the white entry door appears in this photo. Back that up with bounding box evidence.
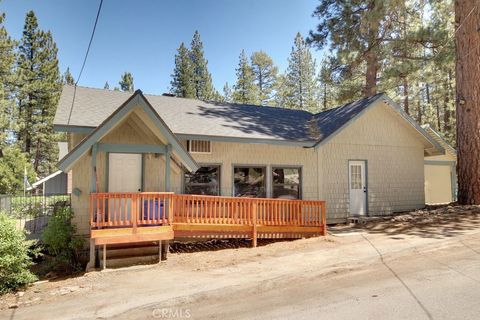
[108,153,142,192]
[349,161,367,216]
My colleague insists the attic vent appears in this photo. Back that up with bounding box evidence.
[162,93,176,97]
[187,140,211,153]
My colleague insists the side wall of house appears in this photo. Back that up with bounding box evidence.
[184,141,319,200]
[318,102,427,222]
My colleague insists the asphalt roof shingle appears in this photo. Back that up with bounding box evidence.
[54,85,384,145]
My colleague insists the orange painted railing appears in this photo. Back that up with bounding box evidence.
[172,194,326,227]
[90,192,174,229]
[90,193,326,234]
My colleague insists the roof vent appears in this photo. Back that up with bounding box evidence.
[162,93,176,97]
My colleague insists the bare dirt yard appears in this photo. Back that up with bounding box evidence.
[1,205,480,320]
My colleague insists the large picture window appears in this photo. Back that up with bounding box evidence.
[272,167,301,199]
[233,166,266,198]
[184,166,220,196]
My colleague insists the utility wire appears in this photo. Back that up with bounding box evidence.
[68,0,104,125]
[75,0,104,85]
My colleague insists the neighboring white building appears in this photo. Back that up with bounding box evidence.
[423,125,457,204]
[28,142,72,195]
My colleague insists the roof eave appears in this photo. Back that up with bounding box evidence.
[311,94,386,149]
[381,96,445,156]
[58,90,200,173]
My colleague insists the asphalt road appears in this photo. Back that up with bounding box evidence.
[118,233,480,320]
[2,219,480,320]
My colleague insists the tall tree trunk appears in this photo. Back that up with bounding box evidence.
[403,76,409,115]
[323,83,327,111]
[425,83,431,105]
[435,100,441,130]
[444,78,451,133]
[455,0,480,204]
[364,51,377,96]
[364,8,379,97]
[417,100,422,124]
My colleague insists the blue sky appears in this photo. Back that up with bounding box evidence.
[2,0,324,95]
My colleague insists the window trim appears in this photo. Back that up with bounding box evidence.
[187,140,212,154]
[183,163,221,196]
[232,164,267,198]
[271,166,303,200]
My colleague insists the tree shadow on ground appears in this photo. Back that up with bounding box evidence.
[353,206,480,240]
[169,238,295,254]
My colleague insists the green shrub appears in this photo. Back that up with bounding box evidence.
[42,206,84,272]
[11,201,43,219]
[0,213,37,294]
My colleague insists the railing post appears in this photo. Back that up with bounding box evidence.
[132,193,138,234]
[90,194,94,228]
[321,202,327,236]
[168,193,174,224]
[252,200,258,248]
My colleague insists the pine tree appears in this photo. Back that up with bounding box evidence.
[0,9,15,150]
[210,89,224,103]
[63,67,75,85]
[170,42,195,98]
[223,82,232,103]
[280,33,319,112]
[250,51,278,106]
[119,72,134,92]
[317,58,337,111]
[308,1,403,98]
[232,50,258,104]
[16,11,61,176]
[104,81,109,89]
[189,31,214,100]
[455,0,480,204]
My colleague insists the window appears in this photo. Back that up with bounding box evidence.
[184,166,220,196]
[233,166,266,198]
[187,140,211,153]
[350,165,362,189]
[272,167,301,199]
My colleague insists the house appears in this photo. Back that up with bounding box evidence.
[28,142,72,195]
[422,124,457,204]
[54,85,442,268]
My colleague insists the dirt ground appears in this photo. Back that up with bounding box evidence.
[1,205,480,319]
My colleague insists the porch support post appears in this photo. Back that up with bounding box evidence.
[161,240,169,261]
[165,144,172,192]
[102,244,106,270]
[91,143,98,193]
[158,241,162,263]
[85,239,96,271]
[163,145,172,261]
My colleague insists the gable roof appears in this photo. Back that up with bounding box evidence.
[58,90,199,173]
[54,85,443,154]
[421,124,457,159]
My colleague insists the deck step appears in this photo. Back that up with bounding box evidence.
[100,254,159,269]
[105,243,160,259]
[100,242,164,269]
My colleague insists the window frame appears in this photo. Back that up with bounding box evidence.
[187,140,212,154]
[183,164,221,196]
[271,166,302,200]
[232,165,267,198]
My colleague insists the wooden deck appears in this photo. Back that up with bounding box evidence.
[89,192,326,260]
